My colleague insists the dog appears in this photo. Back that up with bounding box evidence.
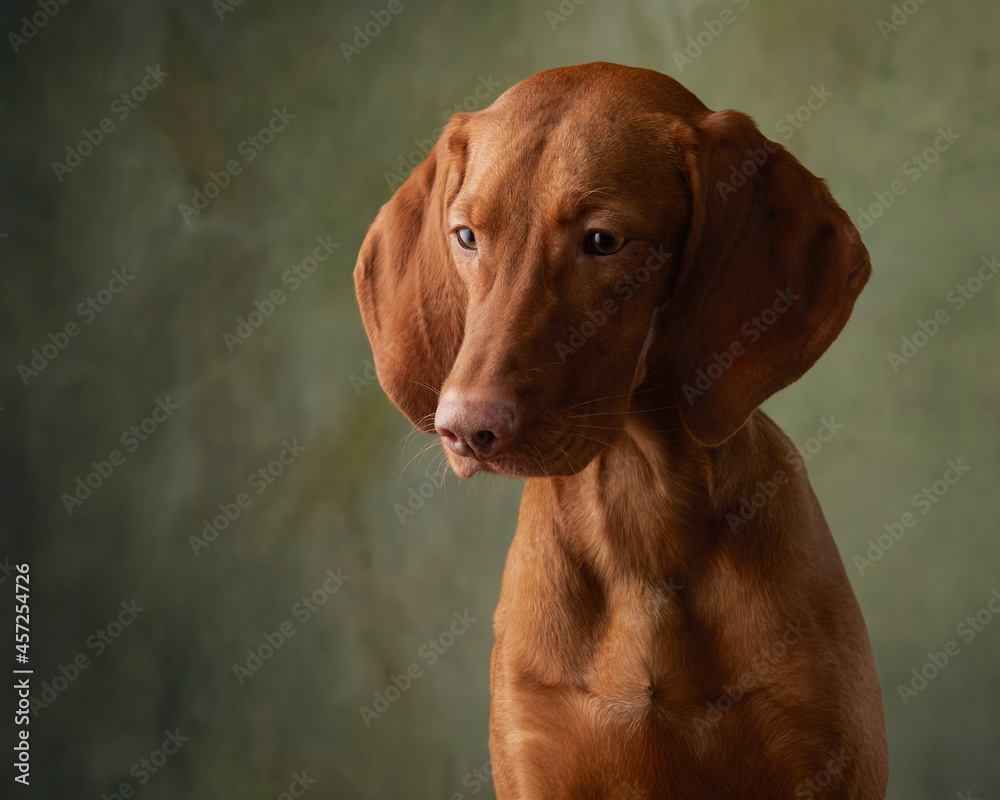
[355,62,888,799]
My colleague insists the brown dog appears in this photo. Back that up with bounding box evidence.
[355,62,888,798]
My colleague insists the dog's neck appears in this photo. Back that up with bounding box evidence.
[501,411,725,689]
[544,409,718,585]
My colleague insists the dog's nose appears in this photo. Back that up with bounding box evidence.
[434,389,518,460]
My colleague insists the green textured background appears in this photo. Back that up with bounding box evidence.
[2,0,998,797]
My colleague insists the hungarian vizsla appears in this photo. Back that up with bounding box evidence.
[355,62,888,799]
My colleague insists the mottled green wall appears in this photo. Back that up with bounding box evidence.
[1,0,997,797]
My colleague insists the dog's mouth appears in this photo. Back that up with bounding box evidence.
[446,453,532,479]
[439,419,619,480]
[437,438,543,479]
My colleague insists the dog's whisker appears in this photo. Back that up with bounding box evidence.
[568,422,624,432]
[567,403,680,419]
[432,451,452,509]
[525,441,549,477]
[565,391,635,411]
[566,431,616,452]
[409,379,442,397]
[398,440,442,482]
[398,413,438,448]
[523,360,563,379]
[546,435,585,473]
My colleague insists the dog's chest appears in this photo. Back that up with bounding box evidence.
[491,552,786,796]
[506,569,710,695]
[492,625,779,800]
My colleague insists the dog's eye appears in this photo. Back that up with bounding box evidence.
[456,227,478,250]
[585,231,625,255]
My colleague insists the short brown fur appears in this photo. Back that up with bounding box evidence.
[355,62,888,799]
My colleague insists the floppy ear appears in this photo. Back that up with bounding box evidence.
[666,110,871,446]
[354,117,470,432]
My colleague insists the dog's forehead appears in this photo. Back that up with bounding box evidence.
[455,98,673,225]
[445,64,708,231]
[495,62,707,118]
[477,72,662,158]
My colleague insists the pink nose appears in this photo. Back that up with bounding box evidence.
[434,389,518,460]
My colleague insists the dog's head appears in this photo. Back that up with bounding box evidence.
[355,62,870,478]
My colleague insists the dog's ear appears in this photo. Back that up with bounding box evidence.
[354,117,471,431]
[665,110,871,446]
